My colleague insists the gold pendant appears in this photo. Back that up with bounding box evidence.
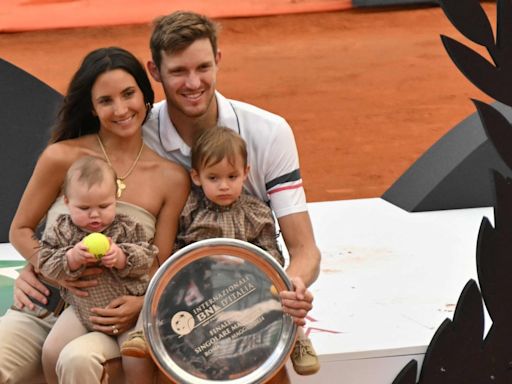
[116,178,126,198]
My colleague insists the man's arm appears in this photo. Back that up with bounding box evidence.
[278,211,320,288]
[277,211,320,325]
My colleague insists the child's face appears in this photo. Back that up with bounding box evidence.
[191,155,249,206]
[64,178,117,232]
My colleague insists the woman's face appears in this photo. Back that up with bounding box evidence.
[91,69,146,138]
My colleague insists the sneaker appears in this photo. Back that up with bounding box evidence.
[120,331,148,358]
[291,338,320,375]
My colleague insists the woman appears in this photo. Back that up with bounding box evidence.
[1,47,190,384]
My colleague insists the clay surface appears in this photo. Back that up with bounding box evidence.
[0,3,496,202]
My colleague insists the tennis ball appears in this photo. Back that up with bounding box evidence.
[82,232,110,259]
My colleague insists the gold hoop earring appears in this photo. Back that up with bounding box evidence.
[143,102,151,123]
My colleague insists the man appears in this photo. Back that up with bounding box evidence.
[140,10,321,375]
[7,10,321,381]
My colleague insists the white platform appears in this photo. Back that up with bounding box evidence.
[286,198,493,383]
[0,198,495,383]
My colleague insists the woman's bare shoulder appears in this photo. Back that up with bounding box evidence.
[161,161,190,188]
[41,136,97,163]
[146,149,189,181]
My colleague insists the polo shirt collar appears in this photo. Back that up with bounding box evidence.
[217,92,239,133]
[158,101,187,154]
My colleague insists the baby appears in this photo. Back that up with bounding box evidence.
[38,155,157,382]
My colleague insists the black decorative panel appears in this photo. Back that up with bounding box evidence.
[0,58,62,243]
[393,1,512,383]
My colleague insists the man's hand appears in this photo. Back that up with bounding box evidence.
[280,276,313,326]
[59,267,102,297]
[13,264,49,310]
[89,295,143,335]
[14,264,104,309]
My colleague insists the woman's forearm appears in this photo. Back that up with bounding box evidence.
[9,226,40,268]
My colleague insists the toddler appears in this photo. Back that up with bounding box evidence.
[121,127,319,375]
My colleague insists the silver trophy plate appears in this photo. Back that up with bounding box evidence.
[143,238,297,384]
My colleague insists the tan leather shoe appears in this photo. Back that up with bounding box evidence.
[120,330,148,358]
[291,338,320,375]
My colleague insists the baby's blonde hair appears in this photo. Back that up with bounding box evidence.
[63,156,116,196]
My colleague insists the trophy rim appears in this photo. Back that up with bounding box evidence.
[143,238,297,384]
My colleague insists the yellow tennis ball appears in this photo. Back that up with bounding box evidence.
[82,232,110,259]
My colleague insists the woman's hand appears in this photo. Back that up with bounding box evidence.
[89,295,144,336]
[279,276,314,326]
[13,264,50,310]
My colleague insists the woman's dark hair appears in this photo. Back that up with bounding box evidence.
[51,47,154,143]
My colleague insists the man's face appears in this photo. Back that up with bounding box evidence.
[151,38,220,120]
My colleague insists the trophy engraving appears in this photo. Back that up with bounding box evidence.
[144,238,297,383]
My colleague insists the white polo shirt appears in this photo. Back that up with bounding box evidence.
[142,91,307,218]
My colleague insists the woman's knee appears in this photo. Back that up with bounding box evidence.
[55,333,119,383]
[41,336,61,369]
[56,341,104,382]
[41,339,61,384]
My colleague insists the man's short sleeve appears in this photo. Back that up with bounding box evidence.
[263,119,308,218]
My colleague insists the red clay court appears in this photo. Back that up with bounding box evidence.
[0,1,495,201]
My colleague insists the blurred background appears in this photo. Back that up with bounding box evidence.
[0,0,495,202]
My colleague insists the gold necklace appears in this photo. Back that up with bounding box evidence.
[96,134,144,198]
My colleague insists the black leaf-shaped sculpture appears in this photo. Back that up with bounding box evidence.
[440,0,512,106]
[476,172,512,383]
[495,0,512,71]
[392,360,417,384]
[392,1,512,383]
[441,0,495,47]
[473,100,512,168]
[393,281,484,384]
[441,36,509,102]
[417,281,484,383]
[475,172,512,325]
